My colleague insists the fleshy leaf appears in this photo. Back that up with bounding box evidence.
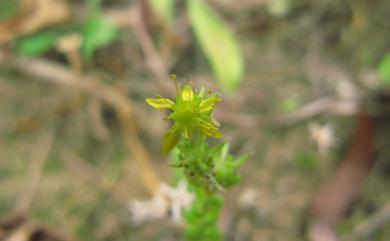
[187,0,244,91]
[214,143,246,187]
[146,98,175,109]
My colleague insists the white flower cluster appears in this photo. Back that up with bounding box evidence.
[128,181,194,226]
[238,188,259,210]
[309,122,336,154]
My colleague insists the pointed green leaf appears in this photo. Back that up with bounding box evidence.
[163,125,181,154]
[187,0,244,91]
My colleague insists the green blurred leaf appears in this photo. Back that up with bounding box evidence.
[15,31,61,57]
[44,154,65,173]
[378,52,390,87]
[267,0,293,18]
[150,0,176,25]
[187,0,244,91]
[81,14,119,58]
[281,96,299,113]
[0,0,20,19]
[293,151,317,171]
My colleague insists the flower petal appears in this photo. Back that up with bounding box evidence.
[146,98,175,109]
[199,96,221,113]
[163,125,181,154]
[181,85,194,101]
[196,119,222,138]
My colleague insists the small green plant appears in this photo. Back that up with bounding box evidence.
[147,76,246,240]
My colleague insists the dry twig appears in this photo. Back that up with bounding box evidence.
[129,5,175,96]
[272,97,358,126]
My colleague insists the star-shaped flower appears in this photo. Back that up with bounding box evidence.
[146,83,222,154]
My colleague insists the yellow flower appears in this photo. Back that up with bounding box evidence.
[146,83,222,154]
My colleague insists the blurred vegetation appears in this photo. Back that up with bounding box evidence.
[1,0,390,240]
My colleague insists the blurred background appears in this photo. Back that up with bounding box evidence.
[1,0,390,240]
